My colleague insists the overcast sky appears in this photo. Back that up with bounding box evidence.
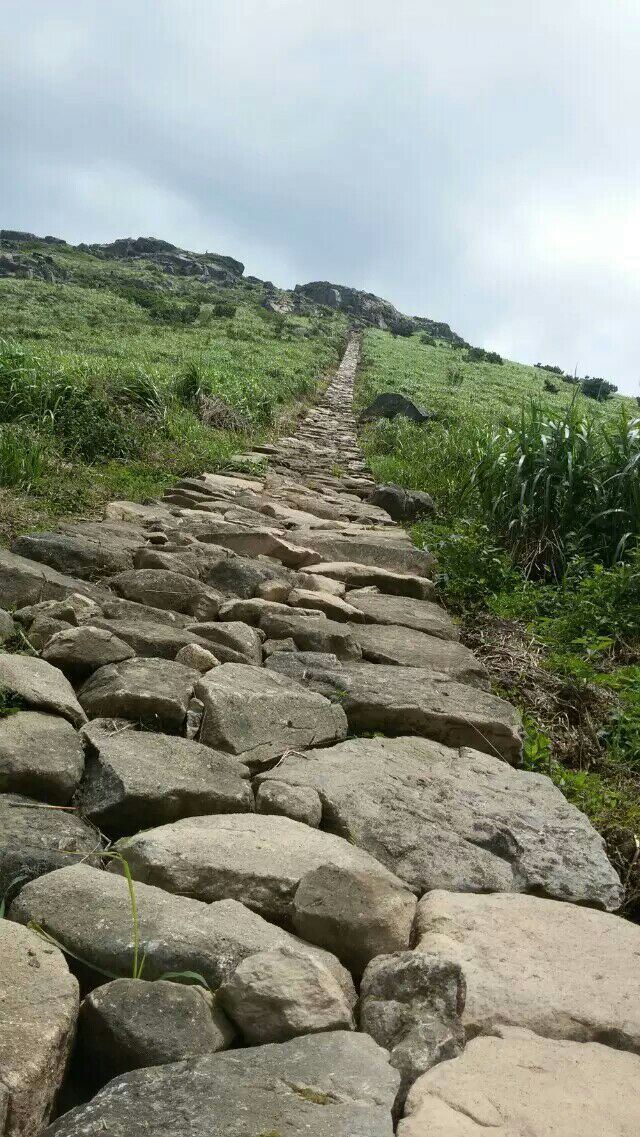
[1,1,638,393]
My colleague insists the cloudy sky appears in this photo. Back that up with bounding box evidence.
[1,1,638,393]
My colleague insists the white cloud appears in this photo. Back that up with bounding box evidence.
[1,0,639,391]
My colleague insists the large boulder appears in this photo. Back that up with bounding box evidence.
[10,864,347,992]
[79,723,253,836]
[194,663,347,769]
[77,979,235,1085]
[218,945,356,1043]
[88,616,212,660]
[346,591,459,640]
[0,711,84,803]
[292,863,417,978]
[0,653,86,728]
[305,561,434,599]
[347,622,486,684]
[11,531,135,581]
[112,812,411,928]
[42,625,135,682]
[368,484,436,523]
[257,608,362,660]
[108,570,222,621]
[0,792,100,900]
[288,531,434,577]
[397,1028,640,1137]
[44,1031,399,1137]
[256,737,620,908]
[184,620,262,665]
[0,920,78,1137]
[359,393,433,425]
[0,548,103,610]
[292,663,522,763]
[78,658,199,732]
[415,890,640,1049]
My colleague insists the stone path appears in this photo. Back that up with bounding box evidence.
[0,334,638,1136]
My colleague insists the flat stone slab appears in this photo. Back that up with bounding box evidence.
[398,1028,640,1137]
[290,530,434,577]
[78,658,199,733]
[258,608,362,661]
[294,661,522,763]
[0,653,87,728]
[109,570,222,621]
[195,663,347,770]
[1,920,78,1137]
[114,812,409,925]
[10,864,347,992]
[347,592,459,640]
[79,723,253,836]
[347,623,486,685]
[306,562,435,600]
[415,890,640,1049]
[0,711,84,803]
[44,1031,398,1137]
[11,531,135,581]
[256,736,622,909]
[89,616,213,660]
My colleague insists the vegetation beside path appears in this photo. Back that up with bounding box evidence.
[358,328,640,913]
[0,268,346,543]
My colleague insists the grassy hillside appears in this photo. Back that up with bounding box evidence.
[0,257,346,541]
[358,327,640,912]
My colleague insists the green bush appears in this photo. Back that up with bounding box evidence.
[581,376,617,401]
[211,302,236,318]
[414,519,519,611]
[420,333,436,346]
[117,285,200,325]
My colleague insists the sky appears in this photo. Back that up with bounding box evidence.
[1,1,639,394]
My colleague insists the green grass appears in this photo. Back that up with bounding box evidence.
[358,327,640,912]
[0,266,346,540]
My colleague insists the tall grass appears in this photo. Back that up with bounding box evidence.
[473,402,640,577]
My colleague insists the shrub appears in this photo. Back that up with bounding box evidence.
[420,333,436,346]
[581,376,617,401]
[416,519,519,612]
[536,363,565,376]
[117,285,200,325]
[388,317,414,338]
[465,346,503,365]
[211,302,236,318]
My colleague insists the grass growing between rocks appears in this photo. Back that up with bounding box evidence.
[358,328,640,912]
[0,274,347,543]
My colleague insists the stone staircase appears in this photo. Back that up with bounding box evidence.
[0,335,638,1136]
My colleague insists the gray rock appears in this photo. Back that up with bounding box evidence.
[360,953,466,1110]
[24,615,74,651]
[360,393,433,424]
[205,553,294,598]
[1,921,78,1137]
[0,653,87,728]
[195,663,347,770]
[108,570,222,621]
[256,779,322,826]
[174,643,219,671]
[0,548,102,610]
[265,650,344,683]
[88,616,212,660]
[256,736,620,908]
[17,594,103,629]
[185,620,262,664]
[346,592,459,640]
[306,561,435,600]
[288,588,365,622]
[218,945,356,1043]
[293,864,417,978]
[296,663,522,763]
[261,635,297,656]
[0,792,100,901]
[398,1028,640,1137]
[113,812,409,927]
[99,597,191,628]
[288,531,434,577]
[368,483,435,523]
[78,658,198,733]
[44,1031,399,1137]
[0,711,84,803]
[0,609,15,643]
[42,626,135,682]
[217,595,318,625]
[133,547,203,578]
[347,623,486,684]
[10,864,349,992]
[258,608,361,660]
[415,890,640,1049]
[77,979,235,1084]
[79,724,253,836]
[11,532,134,581]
